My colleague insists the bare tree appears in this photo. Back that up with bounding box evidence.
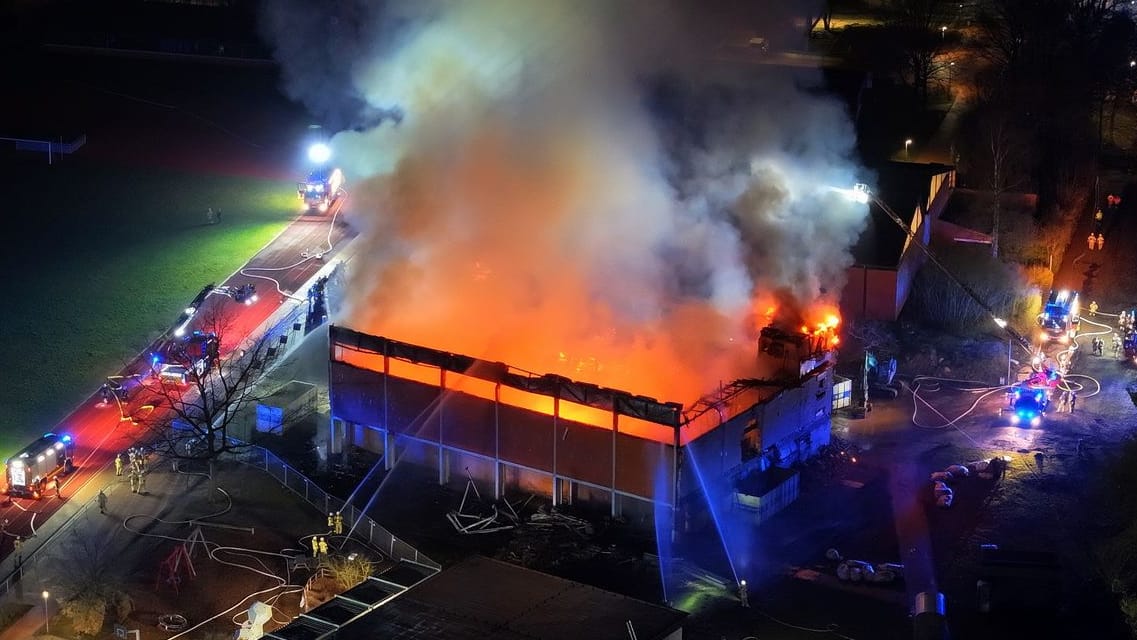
[986,109,1026,258]
[807,0,835,36]
[137,304,274,475]
[48,527,132,635]
[325,553,377,591]
[968,0,1132,214]
[890,0,954,106]
[848,319,899,354]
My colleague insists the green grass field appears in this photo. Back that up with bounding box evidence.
[0,160,296,452]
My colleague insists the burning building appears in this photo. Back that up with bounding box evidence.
[262,0,864,542]
[327,318,837,529]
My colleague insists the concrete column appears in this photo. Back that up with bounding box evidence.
[552,396,559,508]
[383,429,393,471]
[382,347,390,451]
[439,369,446,486]
[439,448,449,486]
[672,424,681,544]
[611,411,619,518]
[329,416,343,456]
[494,383,501,500]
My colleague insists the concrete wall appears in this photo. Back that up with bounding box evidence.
[842,264,900,321]
[329,361,677,518]
[329,337,831,527]
[842,168,956,322]
[677,366,834,499]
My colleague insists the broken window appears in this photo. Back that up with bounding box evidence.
[740,419,761,462]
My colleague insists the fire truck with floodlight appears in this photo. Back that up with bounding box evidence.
[1037,289,1080,344]
[298,167,345,214]
[5,432,75,499]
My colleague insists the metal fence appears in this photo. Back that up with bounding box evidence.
[0,441,438,607]
[0,487,102,603]
[235,446,440,571]
[0,264,392,603]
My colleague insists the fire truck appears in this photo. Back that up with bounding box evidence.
[298,167,345,213]
[1003,369,1059,427]
[173,283,216,338]
[5,432,75,499]
[1037,289,1080,343]
[151,330,220,385]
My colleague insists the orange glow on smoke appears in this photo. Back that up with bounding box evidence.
[339,295,840,440]
[341,131,846,410]
[344,122,833,408]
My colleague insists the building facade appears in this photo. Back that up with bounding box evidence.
[327,325,835,530]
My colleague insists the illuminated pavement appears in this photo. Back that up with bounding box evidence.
[0,204,355,579]
[828,315,1135,637]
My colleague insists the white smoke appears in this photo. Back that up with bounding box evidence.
[260,0,866,404]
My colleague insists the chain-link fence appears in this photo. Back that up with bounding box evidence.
[0,486,102,602]
[235,446,440,571]
[0,441,438,606]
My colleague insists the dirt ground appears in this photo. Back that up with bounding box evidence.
[821,287,1137,638]
[31,457,369,639]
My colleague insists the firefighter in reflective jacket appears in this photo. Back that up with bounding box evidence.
[1088,233,1097,250]
[1090,301,1099,316]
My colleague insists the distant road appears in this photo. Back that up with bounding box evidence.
[706,46,847,70]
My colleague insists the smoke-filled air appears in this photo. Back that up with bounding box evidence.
[261,0,868,406]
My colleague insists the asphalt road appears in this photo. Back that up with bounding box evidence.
[819,178,1137,637]
[0,201,355,582]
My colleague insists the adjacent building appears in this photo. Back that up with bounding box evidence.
[842,161,956,321]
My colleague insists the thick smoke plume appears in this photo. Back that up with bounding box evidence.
[261,0,866,405]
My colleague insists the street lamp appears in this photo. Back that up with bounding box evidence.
[41,591,49,634]
[941,25,947,39]
[905,138,913,159]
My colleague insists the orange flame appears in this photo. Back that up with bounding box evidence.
[338,348,673,441]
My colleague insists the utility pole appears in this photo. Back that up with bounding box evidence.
[863,351,871,412]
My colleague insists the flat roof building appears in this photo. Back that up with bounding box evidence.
[328,555,686,640]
